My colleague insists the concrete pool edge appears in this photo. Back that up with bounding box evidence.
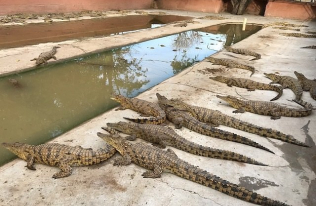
[0,10,315,206]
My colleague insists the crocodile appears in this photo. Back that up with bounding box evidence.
[272,27,300,31]
[156,93,274,153]
[31,46,60,66]
[209,76,283,101]
[2,142,116,178]
[107,121,267,166]
[216,95,313,120]
[207,57,255,76]
[301,45,316,49]
[294,71,316,100]
[280,33,316,38]
[8,78,22,88]
[264,73,303,101]
[224,46,261,60]
[111,94,166,124]
[158,96,308,147]
[97,129,289,206]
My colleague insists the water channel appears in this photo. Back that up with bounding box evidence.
[0,23,262,165]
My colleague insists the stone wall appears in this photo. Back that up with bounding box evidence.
[156,0,224,13]
[265,1,316,20]
[0,0,153,15]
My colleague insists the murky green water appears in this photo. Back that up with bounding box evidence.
[0,24,262,165]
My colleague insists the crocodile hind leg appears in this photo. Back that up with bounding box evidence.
[270,111,281,120]
[52,56,57,60]
[142,164,163,178]
[26,155,36,170]
[52,161,72,179]
[125,135,137,141]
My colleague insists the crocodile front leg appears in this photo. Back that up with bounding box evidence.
[114,154,132,166]
[26,155,36,170]
[172,116,184,129]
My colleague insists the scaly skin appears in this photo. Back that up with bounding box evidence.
[210,76,283,101]
[217,95,312,120]
[2,142,116,178]
[30,46,60,66]
[107,121,267,166]
[98,129,289,206]
[224,46,261,60]
[294,71,316,100]
[156,93,274,153]
[207,57,255,76]
[158,96,309,147]
[111,94,166,124]
[264,73,303,101]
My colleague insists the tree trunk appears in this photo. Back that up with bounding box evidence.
[230,0,251,15]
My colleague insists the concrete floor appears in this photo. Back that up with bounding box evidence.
[0,10,315,206]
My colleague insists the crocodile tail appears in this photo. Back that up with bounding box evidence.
[292,99,314,110]
[175,138,267,166]
[123,117,164,125]
[170,160,289,206]
[194,124,274,154]
[269,85,283,101]
[223,118,309,147]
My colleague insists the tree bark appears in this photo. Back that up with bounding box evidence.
[230,0,251,15]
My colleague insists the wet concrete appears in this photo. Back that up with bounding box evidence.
[0,9,315,206]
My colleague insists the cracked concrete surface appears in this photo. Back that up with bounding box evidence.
[0,10,315,206]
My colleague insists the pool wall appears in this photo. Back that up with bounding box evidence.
[0,0,153,15]
[1,0,315,20]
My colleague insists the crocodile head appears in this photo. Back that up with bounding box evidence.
[216,95,238,105]
[156,93,169,109]
[97,128,130,155]
[107,122,134,135]
[264,73,278,81]
[53,46,60,49]
[110,94,126,104]
[209,76,228,83]
[294,71,306,80]
[206,57,216,63]
[2,142,32,161]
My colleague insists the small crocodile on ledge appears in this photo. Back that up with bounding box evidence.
[31,46,60,66]
[158,96,309,147]
[216,95,313,120]
[156,93,274,153]
[207,57,255,76]
[209,75,283,101]
[111,94,166,124]
[264,73,303,101]
[98,128,290,206]
[2,142,116,178]
[107,121,267,166]
[224,46,261,60]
